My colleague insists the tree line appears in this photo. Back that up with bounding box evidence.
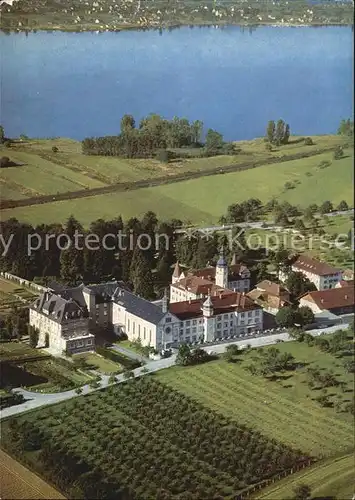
[82,113,234,159]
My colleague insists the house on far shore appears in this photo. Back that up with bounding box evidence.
[284,254,342,291]
[247,280,290,315]
[299,286,354,316]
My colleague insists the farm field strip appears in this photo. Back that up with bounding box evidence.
[2,378,311,498]
[257,454,354,499]
[157,361,353,457]
[1,147,353,226]
[167,370,349,455]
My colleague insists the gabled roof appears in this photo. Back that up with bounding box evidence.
[256,280,289,297]
[31,292,88,324]
[113,288,166,325]
[169,292,260,320]
[171,275,234,297]
[192,263,249,282]
[292,255,341,276]
[300,287,354,311]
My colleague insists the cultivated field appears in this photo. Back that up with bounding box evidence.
[1,143,353,226]
[0,277,38,315]
[256,453,354,500]
[156,340,354,458]
[1,377,311,499]
[0,449,65,500]
[0,342,92,393]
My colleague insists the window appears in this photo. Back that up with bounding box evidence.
[192,319,197,325]
[241,312,245,318]
[230,321,233,326]
[192,327,197,334]
[76,340,84,347]
[166,318,172,323]
[87,338,93,345]
[186,328,190,334]
[186,320,191,326]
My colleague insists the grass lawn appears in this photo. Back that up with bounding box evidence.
[156,340,354,457]
[256,453,354,500]
[2,147,353,227]
[75,352,122,374]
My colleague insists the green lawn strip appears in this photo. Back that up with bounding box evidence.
[159,366,350,456]
[156,342,353,457]
[256,454,354,499]
[75,352,122,374]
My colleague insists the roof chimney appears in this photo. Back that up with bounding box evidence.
[242,295,246,308]
[162,288,169,314]
[344,294,348,300]
[219,292,222,299]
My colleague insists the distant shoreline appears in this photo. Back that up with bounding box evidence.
[0,20,353,35]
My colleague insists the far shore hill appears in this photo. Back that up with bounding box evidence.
[0,0,354,32]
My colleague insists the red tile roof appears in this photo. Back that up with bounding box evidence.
[301,286,354,311]
[256,280,289,298]
[192,263,249,281]
[292,255,341,276]
[337,280,354,288]
[169,292,260,320]
[172,275,235,297]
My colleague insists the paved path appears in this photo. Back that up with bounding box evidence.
[109,343,149,363]
[0,323,348,420]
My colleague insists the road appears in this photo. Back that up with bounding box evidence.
[0,323,348,420]
[175,209,354,235]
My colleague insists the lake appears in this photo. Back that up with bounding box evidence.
[0,26,353,141]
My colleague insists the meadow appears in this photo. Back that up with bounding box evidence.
[1,144,353,227]
[156,340,354,458]
[257,453,354,500]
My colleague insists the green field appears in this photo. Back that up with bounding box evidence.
[156,340,354,458]
[75,352,122,374]
[1,144,353,227]
[0,278,39,315]
[257,454,354,500]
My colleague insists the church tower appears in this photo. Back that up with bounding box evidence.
[202,294,214,342]
[172,262,182,284]
[215,249,228,289]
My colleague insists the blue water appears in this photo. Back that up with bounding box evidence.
[0,26,353,141]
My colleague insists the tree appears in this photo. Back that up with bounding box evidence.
[44,332,49,348]
[265,142,272,152]
[337,200,349,211]
[176,343,192,366]
[337,118,353,136]
[297,306,314,326]
[294,219,306,233]
[333,146,344,160]
[123,370,134,380]
[283,123,290,144]
[205,129,223,154]
[0,156,10,168]
[320,200,333,214]
[75,387,83,395]
[276,306,299,328]
[292,483,311,500]
[304,137,313,146]
[120,114,135,134]
[285,271,316,299]
[266,120,275,143]
[52,146,58,153]
[130,246,155,299]
[0,125,4,144]
[28,326,39,348]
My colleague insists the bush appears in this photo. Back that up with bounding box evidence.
[304,137,313,146]
[156,149,174,163]
[284,181,295,190]
[52,146,59,153]
[265,143,273,152]
[4,140,11,148]
[0,156,10,168]
[319,160,331,169]
[333,146,344,160]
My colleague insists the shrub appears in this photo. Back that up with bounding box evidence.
[284,181,295,190]
[4,140,11,148]
[319,160,331,169]
[333,146,344,160]
[265,143,273,152]
[304,137,313,146]
[156,149,174,163]
[52,146,59,153]
[0,156,10,168]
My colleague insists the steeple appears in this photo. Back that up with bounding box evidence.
[162,288,169,314]
[231,253,237,266]
[202,292,213,317]
[215,248,228,289]
[172,262,181,284]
